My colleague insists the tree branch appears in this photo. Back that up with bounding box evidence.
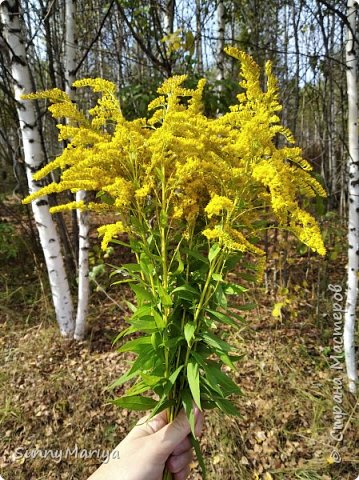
[115,0,166,72]
[73,0,116,77]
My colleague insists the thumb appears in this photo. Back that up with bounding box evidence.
[152,409,191,458]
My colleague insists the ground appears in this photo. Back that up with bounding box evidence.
[0,212,358,480]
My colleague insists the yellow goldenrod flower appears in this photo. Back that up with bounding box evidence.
[22,50,326,257]
[205,195,234,218]
[97,221,126,250]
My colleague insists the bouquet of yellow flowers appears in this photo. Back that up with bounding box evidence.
[23,48,326,479]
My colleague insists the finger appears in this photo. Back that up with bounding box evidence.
[173,464,191,480]
[172,435,192,456]
[153,409,191,456]
[194,408,204,438]
[126,410,169,440]
[167,449,193,473]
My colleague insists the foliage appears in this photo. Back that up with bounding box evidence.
[0,221,21,261]
[22,48,326,478]
[88,245,114,288]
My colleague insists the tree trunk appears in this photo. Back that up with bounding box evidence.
[65,0,90,340]
[74,190,90,340]
[195,0,203,74]
[216,0,225,88]
[345,0,359,394]
[163,0,175,36]
[0,0,75,336]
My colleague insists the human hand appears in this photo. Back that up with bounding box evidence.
[88,407,204,480]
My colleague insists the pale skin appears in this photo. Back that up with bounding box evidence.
[88,408,204,480]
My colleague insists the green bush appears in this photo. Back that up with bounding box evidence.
[0,222,21,260]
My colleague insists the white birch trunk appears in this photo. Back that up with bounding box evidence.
[216,0,225,87]
[195,0,203,74]
[65,0,90,340]
[345,0,359,394]
[74,190,90,340]
[0,0,75,336]
[64,0,77,96]
[163,0,175,36]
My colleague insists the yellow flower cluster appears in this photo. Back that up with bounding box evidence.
[203,225,264,256]
[98,221,126,250]
[205,195,234,219]
[22,48,326,257]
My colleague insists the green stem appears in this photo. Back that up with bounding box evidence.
[163,468,173,480]
[193,255,219,326]
[171,253,222,413]
[159,165,171,381]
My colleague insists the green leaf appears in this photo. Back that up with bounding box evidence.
[169,364,184,383]
[140,253,154,278]
[201,400,216,409]
[202,374,223,397]
[112,325,137,344]
[106,238,131,249]
[190,434,207,479]
[191,350,208,365]
[223,282,247,295]
[152,309,166,330]
[128,218,143,237]
[124,380,151,396]
[128,317,157,333]
[163,365,184,396]
[111,279,138,286]
[228,310,246,323]
[184,247,209,264]
[236,302,257,311]
[214,397,241,416]
[131,305,152,319]
[203,360,242,396]
[218,353,243,370]
[184,322,196,346]
[239,273,257,282]
[202,331,233,354]
[96,191,115,205]
[124,300,137,313]
[208,243,221,263]
[187,360,201,410]
[151,331,163,351]
[212,273,223,282]
[157,284,172,307]
[130,284,153,303]
[140,373,164,386]
[182,388,196,437]
[171,250,184,276]
[173,284,200,295]
[172,284,200,302]
[194,344,212,359]
[214,284,227,308]
[107,346,154,390]
[206,309,240,329]
[117,336,153,353]
[111,395,157,411]
[146,396,174,422]
[118,263,142,274]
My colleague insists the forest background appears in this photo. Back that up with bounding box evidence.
[0,1,358,479]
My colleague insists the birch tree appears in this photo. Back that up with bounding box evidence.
[65,0,90,340]
[0,0,75,336]
[195,0,204,74]
[216,0,225,86]
[163,0,175,36]
[344,0,359,394]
